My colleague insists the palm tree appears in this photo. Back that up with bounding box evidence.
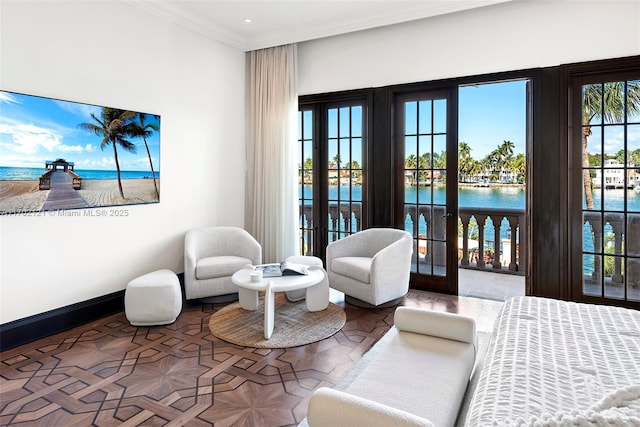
[419,152,430,184]
[405,154,417,186]
[332,153,342,169]
[459,142,472,182]
[510,153,527,183]
[498,140,515,168]
[78,108,138,199]
[582,81,640,209]
[135,113,160,199]
[498,140,515,157]
[486,150,501,182]
[349,160,362,182]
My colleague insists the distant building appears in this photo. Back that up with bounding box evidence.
[592,159,638,189]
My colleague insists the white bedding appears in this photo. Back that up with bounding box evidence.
[464,297,640,426]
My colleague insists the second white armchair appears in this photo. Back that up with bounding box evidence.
[326,228,413,307]
[184,226,262,301]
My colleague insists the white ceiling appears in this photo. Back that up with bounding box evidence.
[125,0,512,51]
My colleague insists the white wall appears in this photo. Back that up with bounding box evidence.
[0,1,246,323]
[298,0,640,95]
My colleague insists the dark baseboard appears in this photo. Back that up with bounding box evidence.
[0,290,125,352]
[0,273,186,352]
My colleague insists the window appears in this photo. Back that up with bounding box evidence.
[579,78,640,302]
[298,95,368,259]
[327,105,364,242]
[401,96,448,277]
[298,109,314,255]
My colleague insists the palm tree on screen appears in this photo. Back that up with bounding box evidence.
[136,113,160,199]
[78,108,137,199]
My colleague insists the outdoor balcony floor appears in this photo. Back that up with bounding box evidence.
[458,268,525,301]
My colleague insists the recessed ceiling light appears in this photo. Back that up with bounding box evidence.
[244,18,252,23]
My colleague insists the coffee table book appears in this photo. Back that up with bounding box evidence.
[255,262,308,277]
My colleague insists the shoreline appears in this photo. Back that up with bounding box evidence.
[0,179,160,213]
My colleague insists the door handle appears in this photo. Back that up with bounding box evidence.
[442,212,454,218]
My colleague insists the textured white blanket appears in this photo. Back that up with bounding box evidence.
[516,386,640,426]
[464,297,640,426]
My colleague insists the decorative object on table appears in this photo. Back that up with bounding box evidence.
[254,261,308,277]
[208,293,345,348]
[125,269,182,326]
[326,227,413,307]
[184,226,262,302]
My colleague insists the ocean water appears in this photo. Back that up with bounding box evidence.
[301,184,640,275]
[0,166,158,180]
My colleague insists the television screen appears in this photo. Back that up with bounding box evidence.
[0,90,160,214]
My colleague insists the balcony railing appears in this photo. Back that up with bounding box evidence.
[458,207,526,275]
[582,211,624,285]
[300,203,526,276]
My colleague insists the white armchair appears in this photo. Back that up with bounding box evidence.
[184,227,262,301]
[326,228,413,307]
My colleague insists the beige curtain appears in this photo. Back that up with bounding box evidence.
[245,44,299,263]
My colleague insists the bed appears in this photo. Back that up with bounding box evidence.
[463,296,640,426]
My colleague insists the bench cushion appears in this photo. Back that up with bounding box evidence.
[340,327,475,427]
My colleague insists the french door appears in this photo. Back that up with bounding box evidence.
[298,98,368,260]
[571,71,640,308]
[394,89,459,293]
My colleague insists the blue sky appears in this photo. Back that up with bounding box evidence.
[0,91,160,171]
[306,80,528,166]
[458,80,526,158]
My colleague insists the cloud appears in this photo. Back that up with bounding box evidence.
[603,127,625,155]
[53,99,102,120]
[0,153,44,169]
[0,92,20,104]
[99,157,115,167]
[0,122,62,154]
[0,119,89,157]
[58,144,84,153]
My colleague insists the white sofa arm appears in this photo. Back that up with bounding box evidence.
[307,387,435,427]
[394,306,476,345]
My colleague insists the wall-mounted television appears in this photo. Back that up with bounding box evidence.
[0,90,160,214]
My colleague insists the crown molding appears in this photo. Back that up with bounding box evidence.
[123,0,511,52]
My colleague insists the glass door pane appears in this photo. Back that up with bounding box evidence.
[298,109,314,255]
[397,89,457,293]
[327,105,364,243]
[298,100,367,259]
[580,78,640,303]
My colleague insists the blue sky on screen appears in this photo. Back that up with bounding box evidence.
[0,91,160,171]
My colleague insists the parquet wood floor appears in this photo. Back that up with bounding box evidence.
[0,290,503,426]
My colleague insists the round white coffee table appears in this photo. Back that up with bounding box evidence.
[231,267,329,339]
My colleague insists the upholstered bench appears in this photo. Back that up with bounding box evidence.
[125,269,182,326]
[306,307,477,427]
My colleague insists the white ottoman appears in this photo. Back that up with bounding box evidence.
[285,255,327,303]
[125,269,182,326]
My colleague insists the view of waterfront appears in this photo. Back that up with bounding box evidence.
[303,184,640,222]
[301,183,640,276]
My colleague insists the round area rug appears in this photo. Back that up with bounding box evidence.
[209,293,346,348]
